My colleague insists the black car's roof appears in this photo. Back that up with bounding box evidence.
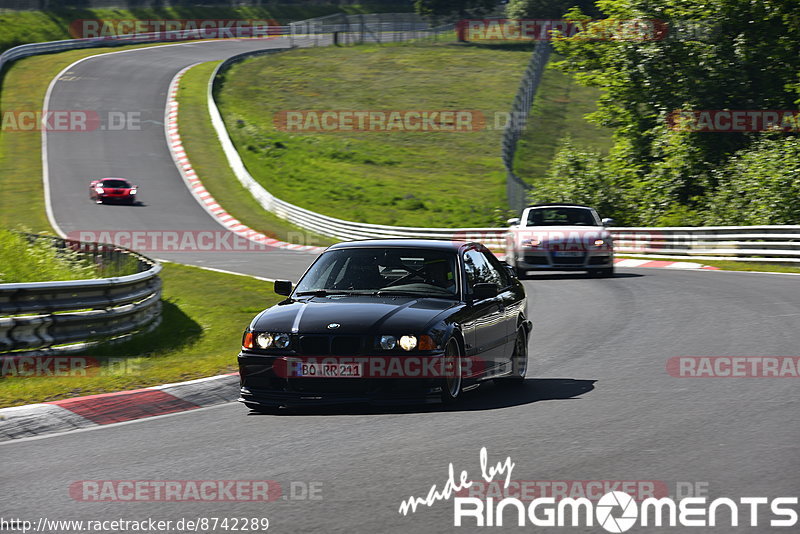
[327,239,473,252]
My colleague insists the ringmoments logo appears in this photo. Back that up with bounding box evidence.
[398,448,799,530]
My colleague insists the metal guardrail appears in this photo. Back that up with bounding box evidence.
[288,12,429,46]
[0,235,162,354]
[205,32,800,263]
[502,41,551,213]
[1,0,271,9]
[0,27,292,76]
[609,226,800,262]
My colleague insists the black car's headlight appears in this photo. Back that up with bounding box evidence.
[254,332,290,349]
[380,335,397,350]
[399,335,417,351]
[378,334,437,351]
[256,332,274,348]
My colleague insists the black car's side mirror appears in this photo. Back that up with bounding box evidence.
[472,283,499,301]
[274,280,292,296]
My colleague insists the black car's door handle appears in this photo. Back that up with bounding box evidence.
[492,296,505,311]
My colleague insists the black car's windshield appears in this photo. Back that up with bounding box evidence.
[101,179,130,188]
[294,247,459,298]
[526,207,598,226]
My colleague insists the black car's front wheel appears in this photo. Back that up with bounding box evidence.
[441,338,462,404]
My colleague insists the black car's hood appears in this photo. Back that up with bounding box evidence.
[251,296,459,334]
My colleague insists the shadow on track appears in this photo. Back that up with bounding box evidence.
[246,378,596,417]
[523,272,643,281]
[95,201,146,207]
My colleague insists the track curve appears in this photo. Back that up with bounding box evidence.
[44,38,318,280]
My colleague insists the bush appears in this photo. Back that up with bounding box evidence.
[705,137,800,225]
[0,230,95,283]
[528,138,631,223]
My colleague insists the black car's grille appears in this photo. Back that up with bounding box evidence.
[299,335,329,355]
[298,335,366,356]
[331,336,362,356]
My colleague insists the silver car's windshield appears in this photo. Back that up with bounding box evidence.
[526,207,598,226]
[294,248,459,298]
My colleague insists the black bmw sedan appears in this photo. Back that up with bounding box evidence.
[238,239,532,410]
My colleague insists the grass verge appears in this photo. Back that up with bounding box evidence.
[0,228,140,282]
[216,41,535,228]
[618,255,800,274]
[0,262,280,408]
[514,56,613,182]
[176,62,335,246]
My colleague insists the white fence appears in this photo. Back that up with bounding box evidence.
[0,235,162,355]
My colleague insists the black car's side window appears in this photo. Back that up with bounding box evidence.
[463,250,502,292]
[482,251,511,288]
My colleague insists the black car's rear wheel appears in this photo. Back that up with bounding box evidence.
[514,262,529,280]
[441,338,462,403]
[505,327,528,385]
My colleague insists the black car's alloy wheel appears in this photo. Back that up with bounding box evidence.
[507,327,528,385]
[441,338,462,403]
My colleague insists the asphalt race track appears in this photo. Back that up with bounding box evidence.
[4,39,799,532]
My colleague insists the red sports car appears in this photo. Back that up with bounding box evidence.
[89,177,137,205]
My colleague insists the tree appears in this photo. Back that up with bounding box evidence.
[706,137,800,225]
[414,0,497,19]
[506,0,600,19]
[549,0,800,224]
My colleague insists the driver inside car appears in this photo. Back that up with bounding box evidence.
[423,258,456,293]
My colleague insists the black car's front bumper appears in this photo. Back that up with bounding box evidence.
[238,352,449,407]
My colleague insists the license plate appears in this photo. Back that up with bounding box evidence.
[553,251,583,257]
[293,362,363,378]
